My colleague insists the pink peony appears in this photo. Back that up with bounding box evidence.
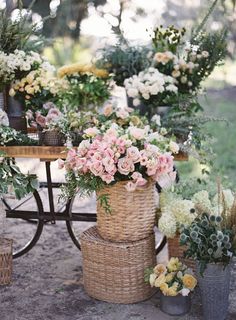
[116,108,129,119]
[117,157,135,175]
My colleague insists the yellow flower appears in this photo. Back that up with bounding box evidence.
[153,264,167,276]
[167,257,182,272]
[160,283,169,295]
[154,274,166,287]
[103,104,113,117]
[172,70,181,78]
[9,88,16,97]
[26,74,34,84]
[165,272,175,283]
[167,286,178,296]
[26,87,35,95]
[182,274,197,290]
[130,115,141,126]
[58,63,108,78]
[149,273,157,287]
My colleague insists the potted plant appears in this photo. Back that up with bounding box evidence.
[0,5,46,131]
[180,188,236,320]
[60,105,179,242]
[145,257,197,316]
[57,63,111,111]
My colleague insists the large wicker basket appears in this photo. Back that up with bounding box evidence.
[80,226,156,304]
[168,235,195,271]
[96,180,156,242]
[0,238,13,285]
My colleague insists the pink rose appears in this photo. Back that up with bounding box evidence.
[35,112,46,128]
[117,157,135,175]
[58,159,65,169]
[116,108,129,119]
[89,161,104,176]
[101,174,114,184]
[129,127,146,140]
[84,127,100,137]
[103,104,113,117]
[126,146,140,163]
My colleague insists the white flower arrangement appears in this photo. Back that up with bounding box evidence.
[124,67,178,107]
[158,192,196,238]
[0,49,55,90]
[158,187,236,239]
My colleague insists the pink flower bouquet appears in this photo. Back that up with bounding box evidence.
[61,121,178,198]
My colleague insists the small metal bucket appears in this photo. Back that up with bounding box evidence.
[160,294,191,316]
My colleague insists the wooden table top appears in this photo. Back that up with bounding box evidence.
[0,145,188,161]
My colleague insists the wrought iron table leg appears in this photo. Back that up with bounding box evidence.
[45,161,56,224]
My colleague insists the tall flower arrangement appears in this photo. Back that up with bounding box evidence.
[60,106,179,200]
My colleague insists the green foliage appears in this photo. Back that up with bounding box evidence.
[180,213,236,274]
[59,73,110,111]
[0,126,38,146]
[190,29,228,90]
[96,43,152,87]
[97,194,111,214]
[0,155,39,199]
[0,8,45,53]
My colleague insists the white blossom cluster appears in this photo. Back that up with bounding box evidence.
[124,67,178,107]
[0,49,55,88]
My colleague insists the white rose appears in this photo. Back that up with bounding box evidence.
[149,273,157,287]
[169,141,179,154]
[133,98,140,107]
[181,288,190,296]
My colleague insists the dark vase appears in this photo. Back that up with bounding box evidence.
[126,93,172,121]
[160,294,191,316]
[4,87,27,133]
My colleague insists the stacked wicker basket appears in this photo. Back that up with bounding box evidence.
[0,238,13,286]
[80,180,157,304]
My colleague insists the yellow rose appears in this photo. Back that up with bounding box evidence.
[130,116,141,126]
[26,87,34,95]
[165,272,175,283]
[182,274,197,290]
[149,273,157,287]
[167,257,182,272]
[26,74,34,84]
[9,88,16,97]
[154,52,164,63]
[154,274,166,287]
[153,264,167,276]
[160,283,169,295]
[167,286,178,296]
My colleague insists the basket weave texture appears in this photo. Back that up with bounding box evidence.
[80,226,156,304]
[0,238,13,285]
[168,235,195,271]
[96,180,156,242]
[38,130,65,146]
